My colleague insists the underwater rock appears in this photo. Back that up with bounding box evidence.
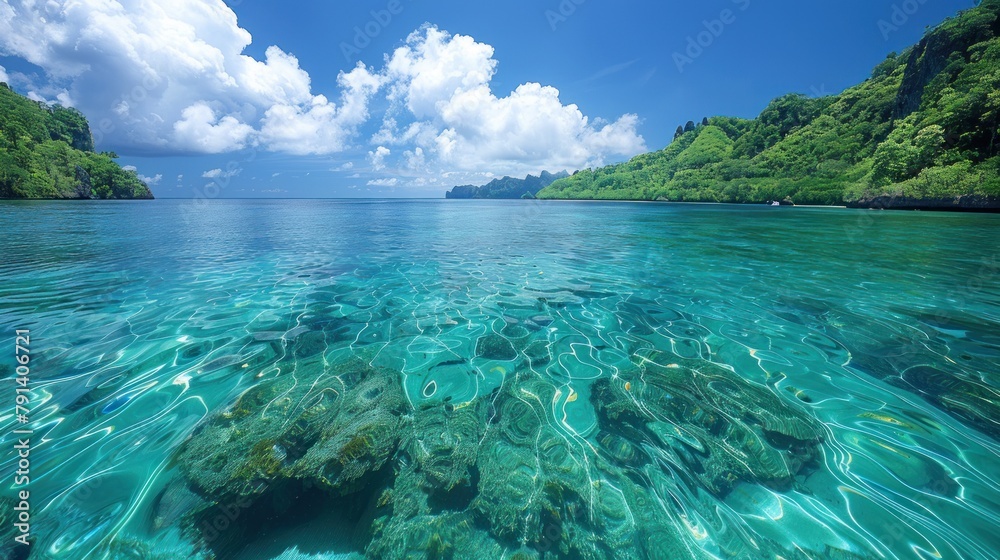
[899,365,1000,439]
[152,479,203,531]
[523,340,552,367]
[468,370,705,559]
[176,358,407,500]
[270,547,364,560]
[501,323,531,342]
[367,512,504,559]
[96,535,212,560]
[294,371,408,493]
[530,315,554,327]
[290,330,323,356]
[358,398,493,554]
[173,358,409,557]
[855,346,1000,441]
[172,347,825,559]
[476,333,517,361]
[591,351,824,497]
[176,357,506,559]
[819,308,1000,442]
[472,372,600,555]
[406,403,484,509]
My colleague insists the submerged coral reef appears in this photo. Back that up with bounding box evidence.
[167,344,834,559]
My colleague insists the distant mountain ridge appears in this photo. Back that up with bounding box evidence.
[538,0,1000,210]
[446,170,569,199]
[0,83,153,199]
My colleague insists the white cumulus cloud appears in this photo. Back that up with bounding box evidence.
[404,147,426,170]
[174,102,255,154]
[368,146,391,171]
[122,165,162,185]
[259,64,382,156]
[0,0,380,155]
[375,26,646,178]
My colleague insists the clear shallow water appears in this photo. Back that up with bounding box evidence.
[0,199,998,559]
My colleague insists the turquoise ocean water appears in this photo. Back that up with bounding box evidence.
[1,199,999,559]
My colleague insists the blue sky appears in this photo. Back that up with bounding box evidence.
[0,0,978,198]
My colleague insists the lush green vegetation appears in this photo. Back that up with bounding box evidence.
[539,0,1000,207]
[446,170,569,199]
[0,83,153,199]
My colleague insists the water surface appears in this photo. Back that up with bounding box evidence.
[1,200,999,559]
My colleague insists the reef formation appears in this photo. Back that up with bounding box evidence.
[159,342,845,559]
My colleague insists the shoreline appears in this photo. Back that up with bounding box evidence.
[529,197,1000,213]
[528,198,1000,213]
[0,196,155,201]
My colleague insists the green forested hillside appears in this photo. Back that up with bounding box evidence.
[539,0,1000,208]
[0,83,153,199]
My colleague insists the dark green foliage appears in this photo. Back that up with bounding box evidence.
[49,106,94,151]
[0,84,153,199]
[445,170,569,199]
[539,1,1000,207]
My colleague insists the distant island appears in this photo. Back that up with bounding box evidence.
[538,0,1000,211]
[445,170,569,199]
[0,84,153,199]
